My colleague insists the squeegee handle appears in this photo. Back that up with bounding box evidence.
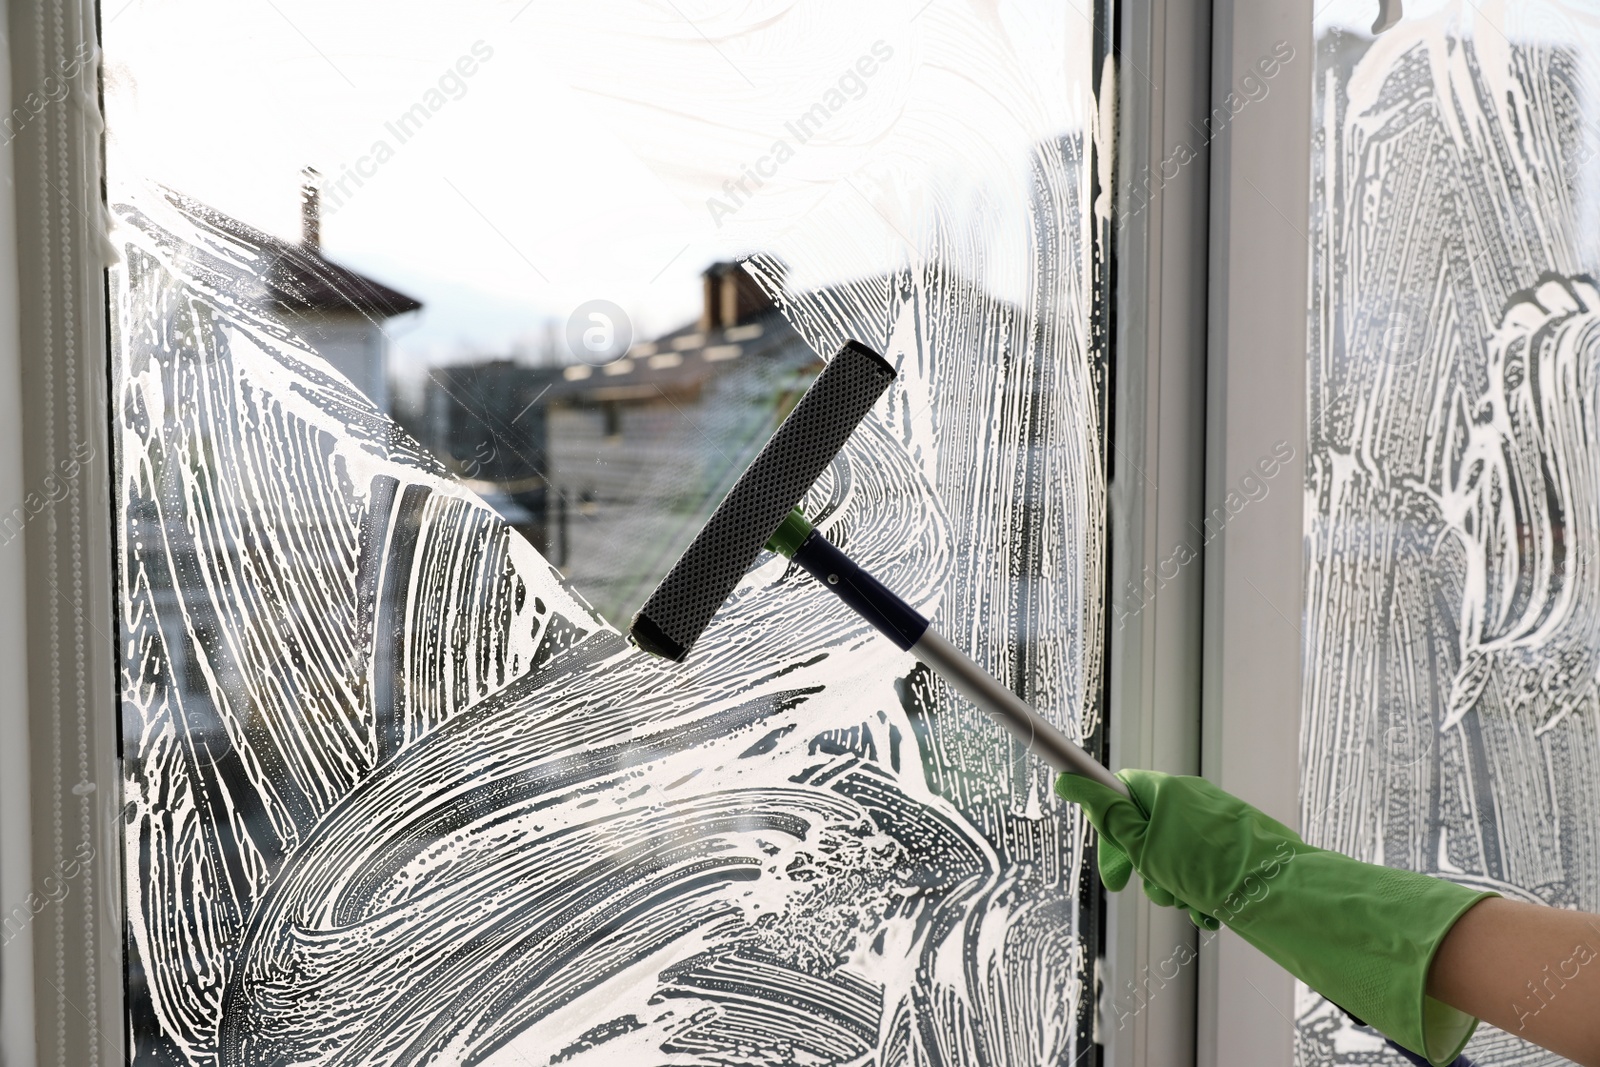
[787,524,1127,795]
[908,629,1128,794]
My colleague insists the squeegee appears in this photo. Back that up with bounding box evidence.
[629,339,1126,795]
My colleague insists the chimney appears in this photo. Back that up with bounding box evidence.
[720,266,772,327]
[300,166,321,249]
[700,265,722,332]
[700,260,777,332]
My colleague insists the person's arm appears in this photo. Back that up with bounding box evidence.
[1058,769,1580,1066]
[1427,896,1600,1067]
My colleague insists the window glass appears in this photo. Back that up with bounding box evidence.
[106,2,1108,1063]
[1304,4,1600,1061]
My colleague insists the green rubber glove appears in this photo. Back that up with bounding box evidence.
[1057,769,1496,1067]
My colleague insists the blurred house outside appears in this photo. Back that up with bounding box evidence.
[399,261,824,624]
[193,169,421,414]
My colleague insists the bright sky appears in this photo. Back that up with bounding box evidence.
[103,0,1094,382]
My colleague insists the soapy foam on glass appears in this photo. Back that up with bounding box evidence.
[110,3,1107,1064]
[1301,3,1600,1060]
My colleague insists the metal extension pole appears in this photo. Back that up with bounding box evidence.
[911,628,1130,796]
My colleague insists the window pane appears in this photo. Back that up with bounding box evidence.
[1304,5,1600,1061]
[106,2,1108,1064]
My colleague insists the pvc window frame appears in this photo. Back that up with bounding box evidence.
[1106,1,1310,1065]
[1,1,122,1066]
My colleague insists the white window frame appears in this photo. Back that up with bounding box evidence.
[1197,2,1311,1062]
[1,0,121,1064]
[1107,1,1310,1065]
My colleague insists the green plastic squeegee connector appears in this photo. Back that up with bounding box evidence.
[764,508,814,559]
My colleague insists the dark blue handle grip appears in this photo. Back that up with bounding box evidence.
[789,529,930,650]
[1338,1005,1476,1066]
[1384,1041,1474,1067]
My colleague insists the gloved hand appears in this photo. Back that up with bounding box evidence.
[1057,769,1496,1067]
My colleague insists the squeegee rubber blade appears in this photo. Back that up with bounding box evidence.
[628,340,895,661]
